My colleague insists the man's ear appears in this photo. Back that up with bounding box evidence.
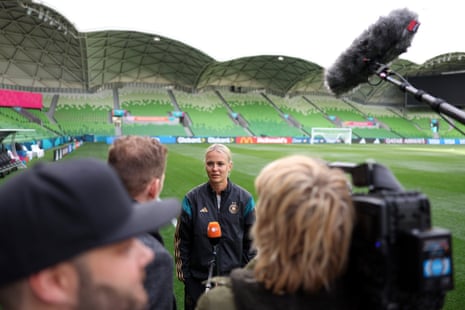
[147,177,161,199]
[28,263,78,305]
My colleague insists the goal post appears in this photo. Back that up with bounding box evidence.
[310,127,352,144]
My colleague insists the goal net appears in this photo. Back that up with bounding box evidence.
[310,127,352,144]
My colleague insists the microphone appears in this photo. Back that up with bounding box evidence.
[324,8,420,96]
[205,221,222,292]
[207,221,222,246]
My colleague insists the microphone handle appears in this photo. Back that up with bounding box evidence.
[205,244,218,292]
[377,66,465,125]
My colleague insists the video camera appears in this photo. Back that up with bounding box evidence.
[330,161,454,310]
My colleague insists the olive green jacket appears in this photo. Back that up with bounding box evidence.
[195,261,254,310]
[195,277,236,310]
[196,260,358,310]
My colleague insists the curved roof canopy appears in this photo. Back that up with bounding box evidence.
[0,1,83,90]
[85,31,214,92]
[0,0,214,93]
[1,1,464,99]
[410,52,465,76]
[197,55,323,97]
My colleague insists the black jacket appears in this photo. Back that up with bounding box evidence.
[138,233,177,310]
[230,268,359,310]
[175,179,256,281]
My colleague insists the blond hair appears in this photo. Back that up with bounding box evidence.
[252,155,354,294]
[204,144,232,163]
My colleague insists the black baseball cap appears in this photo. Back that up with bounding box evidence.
[0,158,181,287]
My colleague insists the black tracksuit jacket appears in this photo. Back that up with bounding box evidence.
[175,179,256,281]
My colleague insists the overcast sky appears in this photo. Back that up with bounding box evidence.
[39,0,463,68]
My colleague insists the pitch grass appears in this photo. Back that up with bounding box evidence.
[1,142,463,309]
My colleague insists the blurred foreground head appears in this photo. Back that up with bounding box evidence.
[252,155,354,294]
[0,158,180,310]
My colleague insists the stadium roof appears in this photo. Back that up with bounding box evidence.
[1,1,464,99]
[0,1,215,93]
[196,55,324,97]
[409,52,465,76]
[0,0,327,97]
[85,31,214,92]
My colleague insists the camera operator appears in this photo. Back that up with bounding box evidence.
[195,155,359,310]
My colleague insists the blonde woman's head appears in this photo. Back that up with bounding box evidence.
[252,155,354,294]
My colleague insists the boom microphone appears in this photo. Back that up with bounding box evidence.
[324,8,420,96]
[207,221,222,246]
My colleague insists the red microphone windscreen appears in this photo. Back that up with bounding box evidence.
[207,221,222,239]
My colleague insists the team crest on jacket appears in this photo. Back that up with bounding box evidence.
[229,202,239,214]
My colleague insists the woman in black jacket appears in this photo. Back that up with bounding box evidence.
[175,144,256,310]
[195,155,357,310]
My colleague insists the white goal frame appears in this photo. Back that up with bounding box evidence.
[310,127,352,144]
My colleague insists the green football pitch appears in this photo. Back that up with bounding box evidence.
[1,142,463,309]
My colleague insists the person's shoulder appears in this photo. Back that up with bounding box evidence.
[230,182,253,197]
[138,234,169,254]
[186,182,210,197]
[196,282,236,310]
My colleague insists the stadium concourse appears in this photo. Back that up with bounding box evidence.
[0,0,465,157]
